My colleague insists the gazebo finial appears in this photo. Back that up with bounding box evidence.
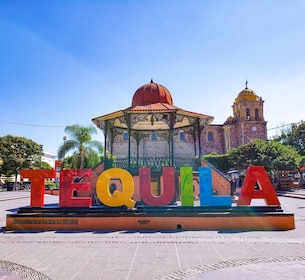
[150,78,154,83]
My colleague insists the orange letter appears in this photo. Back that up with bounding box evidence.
[237,166,280,206]
[20,169,56,207]
[96,168,135,208]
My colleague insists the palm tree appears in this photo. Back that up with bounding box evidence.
[57,124,103,169]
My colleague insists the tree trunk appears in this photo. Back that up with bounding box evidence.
[14,173,18,191]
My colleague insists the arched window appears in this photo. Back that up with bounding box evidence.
[151,132,157,141]
[208,132,214,141]
[179,131,185,141]
[123,132,129,140]
[255,108,259,120]
[246,108,250,120]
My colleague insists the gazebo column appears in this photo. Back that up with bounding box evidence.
[196,118,202,158]
[170,128,174,166]
[110,130,114,160]
[104,121,115,170]
[104,121,108,163]
[192,127,197,158]
[127,114,131,172]
[167,131,171,166]
[136,132,140,168]
[169,113,175,166]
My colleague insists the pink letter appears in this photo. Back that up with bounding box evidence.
[59,169,92,207]
[139,167,175,206]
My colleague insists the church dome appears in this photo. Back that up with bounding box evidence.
[132,79,173,107]
[235,84,260,103]
[224,115,235,124]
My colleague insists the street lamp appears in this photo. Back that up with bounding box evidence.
[62,136,67,166]
[39,145,43,168]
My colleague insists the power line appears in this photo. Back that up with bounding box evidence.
[0,118,302,133]
[267,122,302,131]
[0,119,92,128]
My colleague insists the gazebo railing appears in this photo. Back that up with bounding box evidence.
[104,157,200,174]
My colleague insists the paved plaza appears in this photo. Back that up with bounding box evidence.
[0,190,305,280]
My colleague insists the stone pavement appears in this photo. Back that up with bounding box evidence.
[0,190,304,280]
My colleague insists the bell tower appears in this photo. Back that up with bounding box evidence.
[223,82,267,151]
[232,81,265,123]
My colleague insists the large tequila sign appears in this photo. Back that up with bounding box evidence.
[20,166,280,209]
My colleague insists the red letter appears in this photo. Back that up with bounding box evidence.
[21,169,56,207]
[59,169,92,207]
[237,166,280,206]
[139,167,175,206]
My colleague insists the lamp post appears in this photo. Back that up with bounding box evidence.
[39,145,43,168]
[62,136,66,167]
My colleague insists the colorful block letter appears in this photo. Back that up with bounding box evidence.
[59,169,92,207]
[96,168,136,208]
[237,166,280,206]
[180,167,194,206]
[139,167,176,206]
[21,169,56,207]
[199,167,231,206]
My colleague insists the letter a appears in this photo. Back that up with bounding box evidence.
[237,166,280,206]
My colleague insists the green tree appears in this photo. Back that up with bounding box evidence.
[57,124,103,169]
[300,156,305,168]
[228,139,300,174]
[273,121,305,156]
[41,161,53,169]
[0,135,42,186]
[202,152,231,173]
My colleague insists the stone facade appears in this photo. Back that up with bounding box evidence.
[202,85,267,154]
[111,132,197,159]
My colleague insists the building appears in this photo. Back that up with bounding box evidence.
[92,80,267,174]
[41,151,56,169]
[203,81,267,154]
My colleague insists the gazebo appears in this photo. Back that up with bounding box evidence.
[92,80,214,175]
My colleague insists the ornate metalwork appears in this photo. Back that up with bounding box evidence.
[129,113,148,127]
[92,86,213,173]
[105,156,200,174]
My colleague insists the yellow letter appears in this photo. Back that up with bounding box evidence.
[96,168,136,208]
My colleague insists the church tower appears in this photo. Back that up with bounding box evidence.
[223,82,267,152]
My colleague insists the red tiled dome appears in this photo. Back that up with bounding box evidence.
[132,80,173,107]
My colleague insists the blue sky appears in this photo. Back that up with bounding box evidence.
[0,0,305,156]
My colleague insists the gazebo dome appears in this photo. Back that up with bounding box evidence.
[132,79,173,107]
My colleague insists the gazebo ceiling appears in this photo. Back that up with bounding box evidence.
[92,80,214,132]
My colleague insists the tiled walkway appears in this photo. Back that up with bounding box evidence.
[0,190,304,279]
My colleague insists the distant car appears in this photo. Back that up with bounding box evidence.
[5,182,14,191]
[24,183,31,190]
